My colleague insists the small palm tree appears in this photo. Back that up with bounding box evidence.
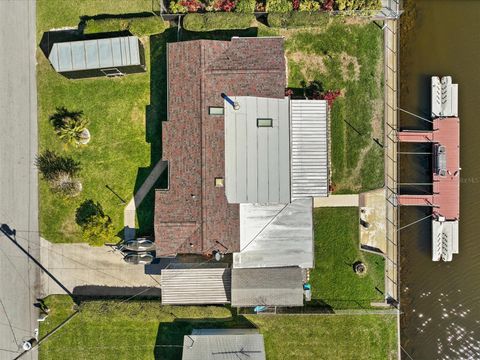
[50,107,90,147]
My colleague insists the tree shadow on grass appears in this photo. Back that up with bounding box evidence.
[179,27,258,42]
[154,312,257,360]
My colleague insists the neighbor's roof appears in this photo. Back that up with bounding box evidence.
[224,96,291,204]
[290,100,329,199]
[160,268,231,305]
[155,38,285,255]
[234,198,314,269]
[231,267,304,307]
[48,36,141,72]
[182,331,265,360]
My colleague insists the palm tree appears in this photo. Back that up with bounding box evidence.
[50,107,90,147]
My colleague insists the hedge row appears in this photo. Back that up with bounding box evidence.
[268,12,331,28]
[183,13,254,32]
[84,17,166,37]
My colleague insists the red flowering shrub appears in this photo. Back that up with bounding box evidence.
[321,90,341,107]
[214,0,237,11]
[322,0,334,11]
[292,0,300,10]
[180,0,204,12]
[285,88,294,97]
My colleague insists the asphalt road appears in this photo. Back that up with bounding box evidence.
[0,0,40,359]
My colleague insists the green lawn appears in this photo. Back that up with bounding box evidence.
[37,1,171,243]
[39,296,398,360]
[260,19,385,193]
[309,207,385,309]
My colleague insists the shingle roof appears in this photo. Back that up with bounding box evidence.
[155,38,285,256]
[182,330,266,360]
[231,267,304,307]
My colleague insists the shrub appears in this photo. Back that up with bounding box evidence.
[170,0,204,13]
[323,0,334,10]
[36,150,80,182]
[213,0,237,11]
[169,1,188,13]
[183,13,254,31]
[35,150,82,197]
[76,200,104,227]
[235,0,256,12]
[81,213,118,246]
[84,17,166,36]
[299,0,320,11]
[268,11,330,28]
[335,0,382,11]
[266,0,293,12]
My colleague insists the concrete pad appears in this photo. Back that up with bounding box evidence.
[314,194,359,208]
[359,188,387,254]
[39,238,160,297]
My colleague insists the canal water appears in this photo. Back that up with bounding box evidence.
[399,0,480,359]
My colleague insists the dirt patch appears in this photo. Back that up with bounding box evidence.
[339,52,360,81]
[60,216,81,240]
[130,106,144,124]
[288,51,328,81]
[342,17,370,26]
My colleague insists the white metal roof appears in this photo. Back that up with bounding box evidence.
[48,36,141,72]
[224,96,291,204]
[290,100,329,200]
[234,198,314,269]
[160,268,231,304]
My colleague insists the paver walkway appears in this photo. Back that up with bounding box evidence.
[314,195,359,208]
[124,160,168,240]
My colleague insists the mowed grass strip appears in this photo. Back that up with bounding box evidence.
[40,296,398,360]
[309,207,385,309]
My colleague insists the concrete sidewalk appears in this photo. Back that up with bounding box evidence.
[39,238,160,297]
[314,195,359,208]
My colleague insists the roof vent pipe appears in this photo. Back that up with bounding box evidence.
[221,93,240,110]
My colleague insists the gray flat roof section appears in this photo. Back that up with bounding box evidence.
[234,198,314,269]
[224,96,290,204]
[160,268,231,305]
[48,36,141,72]
[290,100,329,200]
[182,332,266,360]
[231,267,304,307]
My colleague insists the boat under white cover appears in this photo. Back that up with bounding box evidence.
[432,217,459,262]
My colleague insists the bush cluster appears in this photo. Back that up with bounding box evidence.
[183,13,254,31]
[84,17,166,36]
[336,0,382,11]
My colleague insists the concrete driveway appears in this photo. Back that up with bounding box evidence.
[39,238,160,297]
[0,0,39,359]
